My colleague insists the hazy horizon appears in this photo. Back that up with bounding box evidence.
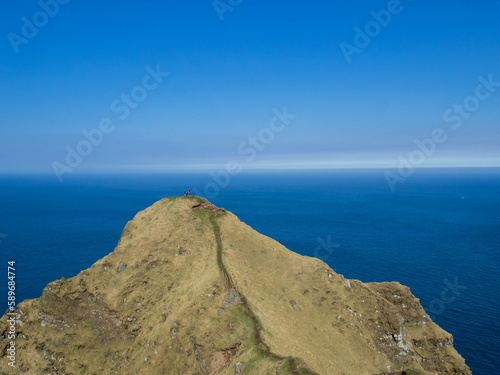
[1,1,499,176]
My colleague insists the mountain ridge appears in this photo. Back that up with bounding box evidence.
[0,196,471,374]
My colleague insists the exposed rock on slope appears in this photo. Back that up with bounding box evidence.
[0,197,471,374]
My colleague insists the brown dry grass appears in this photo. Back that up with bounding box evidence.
[0,197,470,375]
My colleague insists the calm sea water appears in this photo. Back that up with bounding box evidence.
[1,169,499,374]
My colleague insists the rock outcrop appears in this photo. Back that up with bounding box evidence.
[0,196,471,374]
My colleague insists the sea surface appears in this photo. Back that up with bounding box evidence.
[1,169,499,374]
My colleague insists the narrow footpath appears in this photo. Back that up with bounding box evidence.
[193,201,316,375]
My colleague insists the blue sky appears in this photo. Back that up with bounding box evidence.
[1,0,499,175]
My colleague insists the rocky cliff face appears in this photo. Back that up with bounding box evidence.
[0,197,471,375]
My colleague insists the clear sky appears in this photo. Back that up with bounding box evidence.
[1,0,499,175]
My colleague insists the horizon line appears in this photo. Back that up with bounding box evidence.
[1,165,500,176]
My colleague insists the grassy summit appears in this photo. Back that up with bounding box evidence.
[0,196,471,374]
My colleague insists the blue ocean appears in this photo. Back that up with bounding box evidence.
[1,169,499,374]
